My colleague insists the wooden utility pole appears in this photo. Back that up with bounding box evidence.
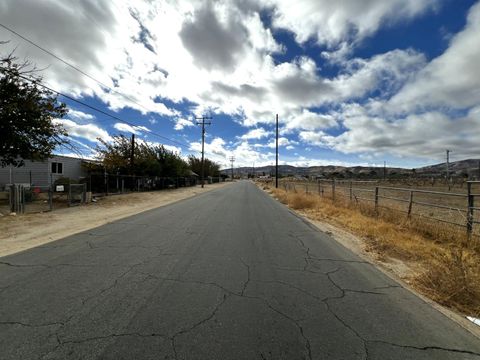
[446,149,450,181]
[230,156,235,181]
[196,115,212,188]
[130,134,135,173]
[275,114,279,188]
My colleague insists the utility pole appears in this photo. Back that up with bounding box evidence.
[230,156,235,181]
[275,113,279,188]
[130,134,135,174]
[446,149,450,181]
[196,115,212,188]
[383,161,386,181]
[252,161,255,179]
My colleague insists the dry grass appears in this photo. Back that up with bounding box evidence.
[264,184,480,317]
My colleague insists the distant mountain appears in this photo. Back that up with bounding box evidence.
[221,159,480,179]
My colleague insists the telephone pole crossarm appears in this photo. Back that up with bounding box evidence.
[196,115,212,188]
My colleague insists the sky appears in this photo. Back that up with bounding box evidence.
[1,0,479,169]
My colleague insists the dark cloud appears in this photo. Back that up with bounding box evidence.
[179,2,248,71]
[0,0,119,88]
[273,75,333,105]
[129,8,156,53]
[212,82,267,100]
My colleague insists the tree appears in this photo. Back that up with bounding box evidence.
[95,135,189,177]
[187,156,220,177]
[0,51,68,167]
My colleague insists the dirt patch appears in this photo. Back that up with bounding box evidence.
[0,183,230,257]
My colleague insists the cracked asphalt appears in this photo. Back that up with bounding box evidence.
[1,180,480,359]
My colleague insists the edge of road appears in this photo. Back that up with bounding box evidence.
[258,183,480,340]
[0,182,234,258]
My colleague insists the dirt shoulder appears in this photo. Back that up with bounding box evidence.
[0,182,230,258]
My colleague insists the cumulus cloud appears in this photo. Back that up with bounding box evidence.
[266,0,437,45]
[284,110,337,132]
[390,1,480,111]
[67,109,95,123]
[53,119,111,143]
[3,0,479,166]
[179,2,248,71]
[113,123,150,135]
[240,128,272,140]
[174,118,195,131]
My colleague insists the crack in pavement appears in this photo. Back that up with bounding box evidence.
[239,257,251,296]
[366,340,480,357]
[39,331,169,359]
[0,261,51,269]
[138,273,238,296]
[288,239,480,359]
[258,297,313,360]
[171,293,229,360]
[80,260,153,307]
[0,321,64,328]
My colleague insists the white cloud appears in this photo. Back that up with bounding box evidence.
[67,109,95,122]
[3,0,479,166]
[299,105,480,161]
[174,118,195,131]
[113,123,150,135]
[266,0,437,45]
[53,119,111,143]
[265,137,293,149]
[390,1,480,111]
[284,109,337,132]
[240,128,272,140]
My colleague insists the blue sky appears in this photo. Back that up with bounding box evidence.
[1,0,480,169]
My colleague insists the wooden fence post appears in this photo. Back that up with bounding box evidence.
[332,179,336,202]
[305,183,308,194]
[349,181,353,202]
[467,182,474,239]
[407,191,414,218]
[374,187,379,214]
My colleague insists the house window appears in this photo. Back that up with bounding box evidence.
[51,162,63,174]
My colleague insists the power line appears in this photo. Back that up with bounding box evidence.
[0,22,160,115]
[2,67,192,150]
[0,23,225,160]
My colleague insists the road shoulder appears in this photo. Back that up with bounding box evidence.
[0,182,230,258]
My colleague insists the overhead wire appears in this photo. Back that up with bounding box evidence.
[0,23,209,155]
[1,66,194,151]
[0,22,160,116]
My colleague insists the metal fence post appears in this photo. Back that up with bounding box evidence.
[374,187,379,214]
[467,182,474,239]
[407,191,414,218]
[49,186,53,211]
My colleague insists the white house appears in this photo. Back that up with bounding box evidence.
[0,155,89,188]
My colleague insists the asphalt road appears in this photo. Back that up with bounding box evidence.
[1,181,479,359]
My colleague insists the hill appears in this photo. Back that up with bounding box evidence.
[221,159,480,179]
